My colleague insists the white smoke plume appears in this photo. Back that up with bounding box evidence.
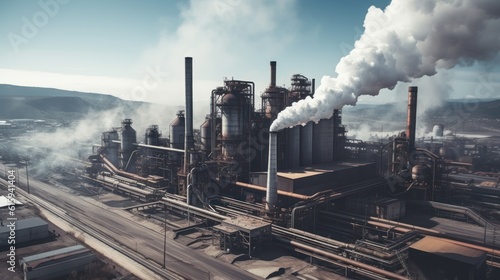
[270,0,500,132]
[17,103,178,177]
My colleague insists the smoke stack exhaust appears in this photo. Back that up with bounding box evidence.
[266,132,278,212]
[406,86,418,153]
[184,57,194,173]
[270,61,276,88]
[269,0,500,133]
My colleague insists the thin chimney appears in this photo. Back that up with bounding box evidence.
[266,132,278,212]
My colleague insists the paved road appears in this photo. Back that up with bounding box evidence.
[2,163,261,280]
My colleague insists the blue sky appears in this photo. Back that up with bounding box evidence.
[0,0,498,111]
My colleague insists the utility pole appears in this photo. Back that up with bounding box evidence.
[25,159,30,194]
[163,206,167,269]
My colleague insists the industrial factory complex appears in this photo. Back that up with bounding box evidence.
[1,58,500,280]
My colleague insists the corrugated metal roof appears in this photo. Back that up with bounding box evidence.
[0,217,47,234]
[20,245,88,264]
[410,236,486,266]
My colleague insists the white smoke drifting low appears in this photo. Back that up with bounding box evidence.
[270,0,500,132]
[21,103,178,176]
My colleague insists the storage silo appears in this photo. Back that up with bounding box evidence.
[220,92,245,160]
[200,114,212,154]
[312,116,334,164]
[170,111,185,150]
[120,119,137,169]
[101,130,120,167]
[145,125,160,146]
[300,122,313,166]
[287,126,300,168]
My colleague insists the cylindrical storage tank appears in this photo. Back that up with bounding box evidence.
[412,164,428,181]
[262,88,286,120]
[312,117,334,164]
[220,93,244,140]
[200,115,212,152]
[432,124,444,137]
[101,130,120,167]
[220,93,245,160]
[300,122,313,166]
[145,125,160,146]
[121,119,137,167]
[170,111,185,149]
[287,126,300,168]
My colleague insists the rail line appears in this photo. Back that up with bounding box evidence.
[0,178,187,280]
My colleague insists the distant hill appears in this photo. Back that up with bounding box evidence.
[1,83,498,126]
[0,84,144,120]
[343,99,500,123]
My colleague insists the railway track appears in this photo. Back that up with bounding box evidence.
[0,178,187,280]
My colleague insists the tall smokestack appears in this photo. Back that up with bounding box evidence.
[311,78,315,95]
[406,86,418,153]
[270,61,276,88]
[266,132,278,212]
[184,57,194,173]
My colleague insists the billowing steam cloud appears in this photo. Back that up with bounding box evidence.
[270,0,500,132]
[18,103,178,177]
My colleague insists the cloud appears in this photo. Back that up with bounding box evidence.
[138,0,298,114]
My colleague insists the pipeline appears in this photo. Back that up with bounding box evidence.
[85,172,227,223]
[100,155,158,185]
[234,181,310,200]
[161,196,228,222]
[321,210,442,236]
[291,178,385,228]
[284,226,403,260]
[274,236,408,280]
[84,174,151,196]
[135,143,184,153]
[110,140,185,153]
[408,200,491,228]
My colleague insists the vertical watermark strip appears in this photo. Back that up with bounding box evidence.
[6,169,17,273]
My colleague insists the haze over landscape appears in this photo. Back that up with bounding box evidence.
[1,0,498,114]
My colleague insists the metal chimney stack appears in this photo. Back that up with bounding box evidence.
[311,78,315,95]
[406,86,418,153]
[266,132,278,212]
[270,61,276,88]
[184,57,194,173]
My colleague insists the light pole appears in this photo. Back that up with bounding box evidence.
[186,184,191,226]
[25,159,30,194]
[163,206,167,269]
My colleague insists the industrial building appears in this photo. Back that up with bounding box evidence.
[0,217,49,248]
[82,58,500,279]
[19,244,97,280]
